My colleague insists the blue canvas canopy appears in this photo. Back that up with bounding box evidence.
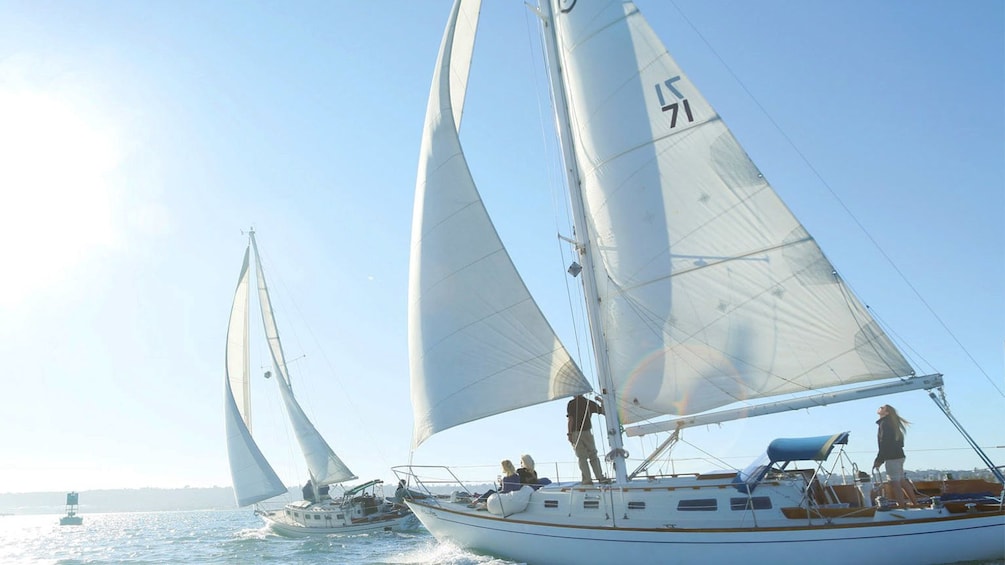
[766,432,849,463]
[735,431,850,492]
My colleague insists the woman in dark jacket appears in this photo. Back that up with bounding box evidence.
[872,404,917,507]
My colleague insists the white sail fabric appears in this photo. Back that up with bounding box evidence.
[447,0,479,129]
[226,247,253,427]
[250,234,356,486]
[551,1,913,424]
[408,0,592,447]
[224,246,286,506]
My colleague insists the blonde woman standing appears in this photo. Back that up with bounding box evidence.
[873,404,918,507]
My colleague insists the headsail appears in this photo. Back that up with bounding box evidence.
[249,232,356,486]
[224,245,286,506]
[549,1,914,426]
[407,0,593,447]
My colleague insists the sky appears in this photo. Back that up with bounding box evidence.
[0,0,1001,497]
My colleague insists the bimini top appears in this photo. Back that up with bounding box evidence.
[735,431,850,492]
[766,431,849,463]
[343,479,383,498]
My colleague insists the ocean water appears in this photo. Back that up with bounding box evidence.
[4,510,1001,565]
[0,510,519,565]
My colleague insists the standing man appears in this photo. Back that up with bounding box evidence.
[567,394,607,485]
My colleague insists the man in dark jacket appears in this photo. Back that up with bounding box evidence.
[567,395,607,485]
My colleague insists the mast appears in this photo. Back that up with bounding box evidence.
[538,0,628,483]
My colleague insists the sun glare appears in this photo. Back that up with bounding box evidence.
[0,87,120,306]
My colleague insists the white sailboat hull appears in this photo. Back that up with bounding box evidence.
[407,492,1004,565]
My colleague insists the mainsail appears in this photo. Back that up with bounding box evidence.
[407,0,593,447]
[249,232,356,486]
[224,246,286,507]
[550,2,914,427]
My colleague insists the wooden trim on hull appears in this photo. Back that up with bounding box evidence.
[781,506,878,519]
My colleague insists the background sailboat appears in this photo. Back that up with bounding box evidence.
[395,1,1003,563]
[225,229,417,535]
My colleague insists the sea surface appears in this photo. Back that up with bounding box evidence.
[3,510,1002,565]
[0,510,519,565]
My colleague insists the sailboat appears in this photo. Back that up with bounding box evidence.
[393,0,1004,563]
[225,229,417,536]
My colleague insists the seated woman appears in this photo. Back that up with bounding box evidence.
[517,454,552,488]
[471,460,522,506]
[500,459,522,493]
[517,454,537,484]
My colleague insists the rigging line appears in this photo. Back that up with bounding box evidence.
[524,1,596,387]
[669,1,1000,398]
[676,436,743,472]
[841,259,1002,397]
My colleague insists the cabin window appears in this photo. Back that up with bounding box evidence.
[294,512,300,518]
[336,514,344,519]
[543,500,558,508]
[314,514,321,520]
[583,500,600,509]
[678,499,717,511]
[730,497,772,511]
[627,501,646,510]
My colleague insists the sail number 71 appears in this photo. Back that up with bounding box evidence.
[656,76,694,128]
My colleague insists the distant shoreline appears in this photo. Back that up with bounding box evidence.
[0,486,242,515]
[3,469,995,515]
[0,483,481,515]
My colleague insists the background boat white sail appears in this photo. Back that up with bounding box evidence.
[224,245,287,507]
[249,234,357,487]
[225,230,416,534]
[397,1,1003,563]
